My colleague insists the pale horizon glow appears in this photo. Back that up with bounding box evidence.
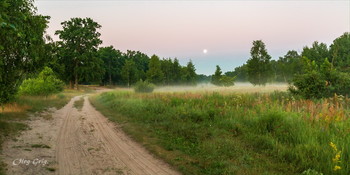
[35,0,350,75]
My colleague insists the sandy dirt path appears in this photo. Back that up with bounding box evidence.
[2,95,180,175]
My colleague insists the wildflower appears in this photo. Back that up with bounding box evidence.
[333,165,341,171]
[329,142,338,152]
[332,151,341,163]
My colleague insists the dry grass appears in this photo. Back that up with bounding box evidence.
[1,103,30,113]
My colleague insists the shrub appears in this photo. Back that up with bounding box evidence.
[134,80,155,93]
[289,70,327,99]
[18,67,64,96]
[289,58,350,99]
[212,76,235,87]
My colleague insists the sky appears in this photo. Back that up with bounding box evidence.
[35,0,350,75]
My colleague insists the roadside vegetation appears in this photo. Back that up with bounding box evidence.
[91,90,350,175]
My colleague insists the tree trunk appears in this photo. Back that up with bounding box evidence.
[69,80,73,89]
[109,73,112,85]
[128,75,130,87]
[75,69,79,90]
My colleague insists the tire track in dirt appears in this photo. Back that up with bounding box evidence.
[56,96,180,175]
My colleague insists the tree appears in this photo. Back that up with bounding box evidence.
[55,17,103,89]
[275,50,302,82]
[172,58,182,83]
[246,40,272,85]
[125,50,149,81]
[181,60,197,85]
[329,32,350,72]
[230,64,248,82]
[146,55,164,84]
[301,41,329,66]
[0,0,49,105]
[161,58,174,85]
[211,65,222,85]
[121,60,137,87]
[212,65,235,86]
[98,46,123,85]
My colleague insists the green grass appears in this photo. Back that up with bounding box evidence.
[73,97,84,111]
[90,91,350,175]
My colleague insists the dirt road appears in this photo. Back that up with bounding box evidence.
[2,95,180,175]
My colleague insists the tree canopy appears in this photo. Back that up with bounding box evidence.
[246,40,272,85]
[0,0,49,105]
[55,17,104,89]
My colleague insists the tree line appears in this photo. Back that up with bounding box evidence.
[217,33,350,86]
[1,0,350,106]
[52,18,197,89]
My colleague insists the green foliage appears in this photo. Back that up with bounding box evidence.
[18,67,64,96]
[246,40,272,85]
[273,50,303,82]
[55,17,104,89]
[289,70,327,99]
[98,46,123,85]
[124,50,150,83]
[218,76,235,87]
[211,65,235,86]
[0,0,49,105]
[181,60,197,85]
[146,55,164,84]
[330,32,350,72]
[290,58,350,99]
[302,41,329,66]
[211,65,222,85]
[134,80,155,93]
[121,60,137,87]
[227,64,248,82]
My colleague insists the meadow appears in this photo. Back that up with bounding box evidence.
[91,86,350,175]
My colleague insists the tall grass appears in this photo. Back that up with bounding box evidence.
[91,91,350,175]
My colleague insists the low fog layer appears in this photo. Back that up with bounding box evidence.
[154,82,288,93]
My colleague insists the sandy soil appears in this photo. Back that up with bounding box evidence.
[1,95,179,175]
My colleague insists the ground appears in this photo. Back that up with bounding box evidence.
[1,94,179,175]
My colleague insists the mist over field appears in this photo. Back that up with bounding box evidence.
[155,82,289,93]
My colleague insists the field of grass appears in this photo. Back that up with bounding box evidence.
[0,87,93,174]
[90,88,350,175]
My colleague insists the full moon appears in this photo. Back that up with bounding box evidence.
[203,49,208,54]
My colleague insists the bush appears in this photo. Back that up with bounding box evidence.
[134,80,155,93]
[289,71,327,99]
[18,67,65,96]
[289,58,350,99]
[212,76,235,87]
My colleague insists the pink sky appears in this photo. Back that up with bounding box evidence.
[35,0,350,75]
